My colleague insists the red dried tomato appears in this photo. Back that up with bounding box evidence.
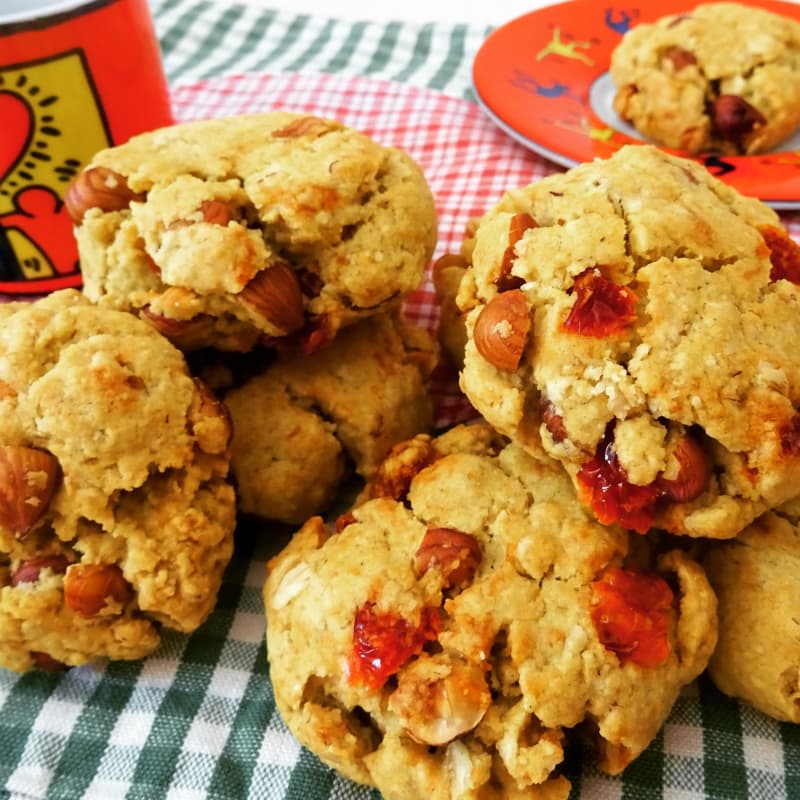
[590,567,673,667]
[576,430,660,534]
[562,268,637,337]
[347,602,441,690]
[761,225,800,285]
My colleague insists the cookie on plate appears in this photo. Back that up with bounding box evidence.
[703,510,800,722]
[456,144,800,539]
[223,312,436,525]
[265,423,717,799]
[67,112,437,353]
[0,290,236,673]
[610,2,800,155]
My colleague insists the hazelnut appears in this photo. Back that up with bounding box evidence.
[415,527,482,589]
[199,200,233,225]
[710,94,766,149]
[664,46,696,71]
[64,166,144,224]
[389,657,491,746]
[238,262,305,335]
[64,563,134,618]
[656,433,709,503]
[140,308,215,350]
[0,446,61,537]
[272,116,337,138]
[497,212,536,291]
[368,434,437,501]
[11,554,70,586]
[473,289,531,372]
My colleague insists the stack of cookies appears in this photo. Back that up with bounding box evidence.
[266,142,800,799]
[1,75,798,799]
[0,112,439,671]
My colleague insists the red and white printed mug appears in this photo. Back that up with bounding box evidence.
[0,0,174,295]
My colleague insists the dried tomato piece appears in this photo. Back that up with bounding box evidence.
[562,268,637,337]
[348,602,441,690]
[576,429,660,534]
[761,225,800,285]
[497,212,537,290]
[590,567,673,667]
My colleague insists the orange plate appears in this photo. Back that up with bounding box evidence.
[472,0,800,208]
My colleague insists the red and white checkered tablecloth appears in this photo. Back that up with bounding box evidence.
[169,69,800,429]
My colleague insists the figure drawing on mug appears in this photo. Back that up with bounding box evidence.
[0,50,110,292]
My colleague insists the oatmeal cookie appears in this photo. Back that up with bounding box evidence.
[457,144,800,539]
[610,2,800,155]
[68,112,437,353]
[0,290,236,672]
[703,510,800,722]
[265,424,717,799]
[224,312,436,525]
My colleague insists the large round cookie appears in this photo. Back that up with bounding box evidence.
[610,2,800,155]
[0,290,236,672]
[265,424,717,799]
[224,312,436,525]
[703,509,800,722]
[456,144,800,539]
[68,112,438,353]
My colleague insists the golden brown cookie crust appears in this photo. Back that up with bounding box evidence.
[265,424,717,798]
[456,144,800,540]
[704,510,800,722]
[225,312,436,524]
[71,112,438,353]
[0,290,236,672]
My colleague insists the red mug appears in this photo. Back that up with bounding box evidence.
[0,0,174,295]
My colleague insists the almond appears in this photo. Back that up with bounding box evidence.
[64,166,144,224]
[0,446,61,537]
[238,262,305,335]
[473,289,531,372]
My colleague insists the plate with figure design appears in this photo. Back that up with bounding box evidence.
[472,0,800,209]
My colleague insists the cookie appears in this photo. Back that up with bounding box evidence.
[610,2,800,155]
[223,312,436,525]
[265,423,717,798]
[67,112,438,353]
[703,510,800,722]
[456,144,800,539]
[0,290,236,672]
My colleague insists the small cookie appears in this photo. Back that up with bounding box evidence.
[703,510,800,722]
[68,112,437,353]
[224,313,436,525]
[457,144,800,539]
[611,2,800,154]
[0,290,236,672]
[265,424,717,798]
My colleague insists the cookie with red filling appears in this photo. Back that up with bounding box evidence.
[456,144,800,539]
[265,423,716,799]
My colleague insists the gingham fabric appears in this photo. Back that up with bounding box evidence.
[2,4,800,800]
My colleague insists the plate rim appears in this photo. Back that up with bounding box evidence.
[472,0,800,210]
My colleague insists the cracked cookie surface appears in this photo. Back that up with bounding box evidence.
[0,290,236,672]
[265,423,717,799]
[70,112,437,353]
[456,144,800,539]
[223,312,436,525]
[610,2,800,154]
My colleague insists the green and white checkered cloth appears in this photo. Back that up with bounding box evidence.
[2,2,799,799]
